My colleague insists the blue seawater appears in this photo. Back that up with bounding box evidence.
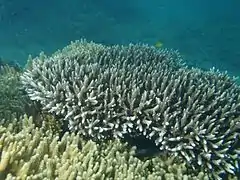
[0,0,239,78]
[0,0,239,178]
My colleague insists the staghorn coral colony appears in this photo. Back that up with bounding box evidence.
[0,115,209,179]
[0,39,239,179]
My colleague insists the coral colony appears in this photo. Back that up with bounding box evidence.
[0,40,239,179]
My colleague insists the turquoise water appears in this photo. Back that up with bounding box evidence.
[0,0,239,76]
[0,1,240,178]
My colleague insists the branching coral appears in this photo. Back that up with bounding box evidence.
[0,65,27,120]
[20,40,184,140]
[20,40,240,179]
[0,115,211,179]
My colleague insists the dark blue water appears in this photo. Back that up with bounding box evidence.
[0,0,239,77]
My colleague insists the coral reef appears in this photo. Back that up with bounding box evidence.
[0,65,27,120]
[20,40,240,179]
[0,57,21,72]
[21,40,185,140]
[0,115,210,179]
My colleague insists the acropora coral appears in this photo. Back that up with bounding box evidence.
[0,65,27,120]
[20,40,240,179]
[0,115,212,180]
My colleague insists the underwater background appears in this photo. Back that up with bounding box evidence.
[0,0,239,77]
[0,1,240,179]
